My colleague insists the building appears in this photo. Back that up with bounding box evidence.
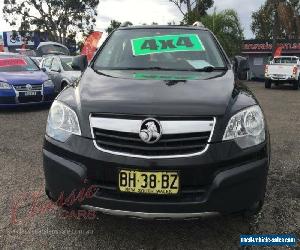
[0,31,76,54]
[242,39,300,79]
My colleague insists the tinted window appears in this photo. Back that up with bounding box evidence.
[93,29,226,71]
[0,55,39,72]
[274,57,298,64]
[60,57,74,71]
[38,45,69,56]
[43,57,53,69]
[51,58,61,71]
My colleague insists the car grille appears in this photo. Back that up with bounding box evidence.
[14,84,43,92]
[90,115,215,158]
[13,84,43,103]
[94,128,211,156]
[94,182,208,203]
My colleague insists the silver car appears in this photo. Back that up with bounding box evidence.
[40,55,81,93]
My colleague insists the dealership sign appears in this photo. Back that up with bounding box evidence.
[5,31,35,46]
[242,39,300,53]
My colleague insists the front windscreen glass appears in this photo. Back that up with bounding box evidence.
[0,55,39,72]
[93,29,227,71]
[274,57,298,64]
[39,45,69,56]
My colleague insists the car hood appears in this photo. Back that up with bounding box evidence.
[0,71,48,85]
[62,67,245,116]
[59,67,258,139]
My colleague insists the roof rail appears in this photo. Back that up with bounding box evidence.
[192,21,205,28]
[120,21,133,28]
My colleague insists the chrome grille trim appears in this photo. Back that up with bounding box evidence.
[90,117,214,134]
[89,115,216,159]
[12,84,44,104]
[13,84,43,92]
[81,205,219,219]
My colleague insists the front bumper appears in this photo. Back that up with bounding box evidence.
[0,87,55,108]
[265,75,297,82]
[43,135,270,218]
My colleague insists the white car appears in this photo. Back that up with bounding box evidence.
[265,56,300,90]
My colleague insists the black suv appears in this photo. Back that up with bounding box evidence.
[43,25,270,219]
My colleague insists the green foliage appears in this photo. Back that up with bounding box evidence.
[183,0,214,24]
[105,20,133,34]
[201,9,244,57]
[251,0,300,39]
[251,4,273,39]
[105,20,122,34]
[170,0,214,24]
[3,0,100,44]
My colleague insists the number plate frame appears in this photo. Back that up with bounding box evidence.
[118,169,180,195]
[24,91,38,96]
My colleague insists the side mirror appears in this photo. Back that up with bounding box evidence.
[233,56,249,80]
[41,67,47,72]
[72,55,88,72]
[52,68,61,73]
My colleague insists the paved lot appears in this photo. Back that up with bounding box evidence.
[0,82,299,249]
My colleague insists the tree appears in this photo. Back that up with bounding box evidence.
[201,9,244,57]
[3,0,100,45]
[169,0,214,24]
[105,20,122,34]
[105,20,133,34]
[251,0,300,40]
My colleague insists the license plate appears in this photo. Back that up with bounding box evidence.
[119,170,179,195]
[24,91,37,96]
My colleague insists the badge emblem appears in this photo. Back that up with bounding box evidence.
[139,118,162,144]
[26,84,32,91]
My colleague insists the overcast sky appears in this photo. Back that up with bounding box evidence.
[0,0,265,38]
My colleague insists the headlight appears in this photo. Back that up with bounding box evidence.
[0,81,11,89]
[223,105,265,148]
[46,101,81,142]
[44,79,54,88]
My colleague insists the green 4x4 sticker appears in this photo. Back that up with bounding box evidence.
[131,34,205,56]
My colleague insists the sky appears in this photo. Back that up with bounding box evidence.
[0,0,265,39]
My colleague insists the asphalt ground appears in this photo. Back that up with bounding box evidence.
[0,82,299,249]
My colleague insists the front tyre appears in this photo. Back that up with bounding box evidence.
[265,80,272,89]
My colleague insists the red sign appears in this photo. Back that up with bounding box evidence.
[81,31,102,61]
[0,45,4,52]
[274,46,283,57]
[0,58,27,67]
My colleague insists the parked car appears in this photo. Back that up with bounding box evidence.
[40,55,81,93]
[43,25,270,219]
[31,57,43,66]
[265,56,300,90]
[36,42,70,57]
[0,53,55,107]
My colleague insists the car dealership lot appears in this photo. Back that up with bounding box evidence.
[0,82,299,249]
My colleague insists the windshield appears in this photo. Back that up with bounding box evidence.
[61,57,74,71]
[273,57,298,64]
[0,55,39,72]
[38,45,69,56]
[93,29,227,71]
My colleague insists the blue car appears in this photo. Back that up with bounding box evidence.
[0,53,55,108]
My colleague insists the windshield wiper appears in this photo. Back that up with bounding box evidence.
[99,67,181,71]
[188,66,228,72]
[95,66,228,72]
